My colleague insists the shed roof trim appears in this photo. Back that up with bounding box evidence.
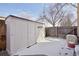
[5,15,44,24]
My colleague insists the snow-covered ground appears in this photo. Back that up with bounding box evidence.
[13,37,75,56]
[75,45,79,56]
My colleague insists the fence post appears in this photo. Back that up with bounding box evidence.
[57,27,58,37]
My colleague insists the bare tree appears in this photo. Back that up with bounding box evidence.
[38,3,76,27]
[67,3,77,8]
[41,3,66,27]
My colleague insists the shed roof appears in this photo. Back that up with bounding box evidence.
[5,15,44,24]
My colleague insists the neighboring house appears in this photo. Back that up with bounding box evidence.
[37,18,52,27]
[59,16,77,27]
[0,16,5,20]
[16,12,37,21]
[60,19,77,27]
[5,15,45,55]
[59,19,72,27]
[37,17,77,27]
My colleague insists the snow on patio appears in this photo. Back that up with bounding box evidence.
[13,37,74,56]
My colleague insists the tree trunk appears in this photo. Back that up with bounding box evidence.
[53,22,55,27]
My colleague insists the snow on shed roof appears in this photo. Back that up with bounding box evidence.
[5,15,44,24]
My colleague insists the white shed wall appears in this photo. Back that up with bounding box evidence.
[36,23,45,42]
[5,16,45,55]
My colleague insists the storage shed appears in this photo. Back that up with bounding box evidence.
[5,15,45,55]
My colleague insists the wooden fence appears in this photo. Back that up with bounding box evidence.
[45,26,77,38]
[0,20,6,50]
